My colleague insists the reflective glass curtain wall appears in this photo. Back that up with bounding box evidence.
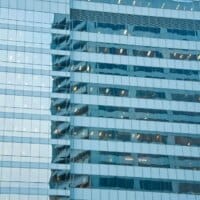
[0,0,70,200]
[68,0,200,199]
[0,0,200,200]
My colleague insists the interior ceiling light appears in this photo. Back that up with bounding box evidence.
[176,4,180,9]
[105,88,110,93]
[161,3,166,8]
[73,86,78,91]
[125,156,134,161]
[90,131,94,135]
[86,66,90,71]
[147,51,151,56]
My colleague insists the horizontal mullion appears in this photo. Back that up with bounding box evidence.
[71,52,200,71]
[71,94,200,113]
[0,161,69,170]
[72,0,200,21]
[71,72,200,91]
[71,139,199,158]
[0,187,69,196]
[72,31,200,51]
[71,163,200,182]
[72,116,199,135]
[72,188,198,200]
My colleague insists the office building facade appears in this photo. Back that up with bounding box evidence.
[0,0,70,199]
[0,0,200,200]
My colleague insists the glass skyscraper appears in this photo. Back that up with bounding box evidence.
[0,0,200,200]
[0,0,70,199]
